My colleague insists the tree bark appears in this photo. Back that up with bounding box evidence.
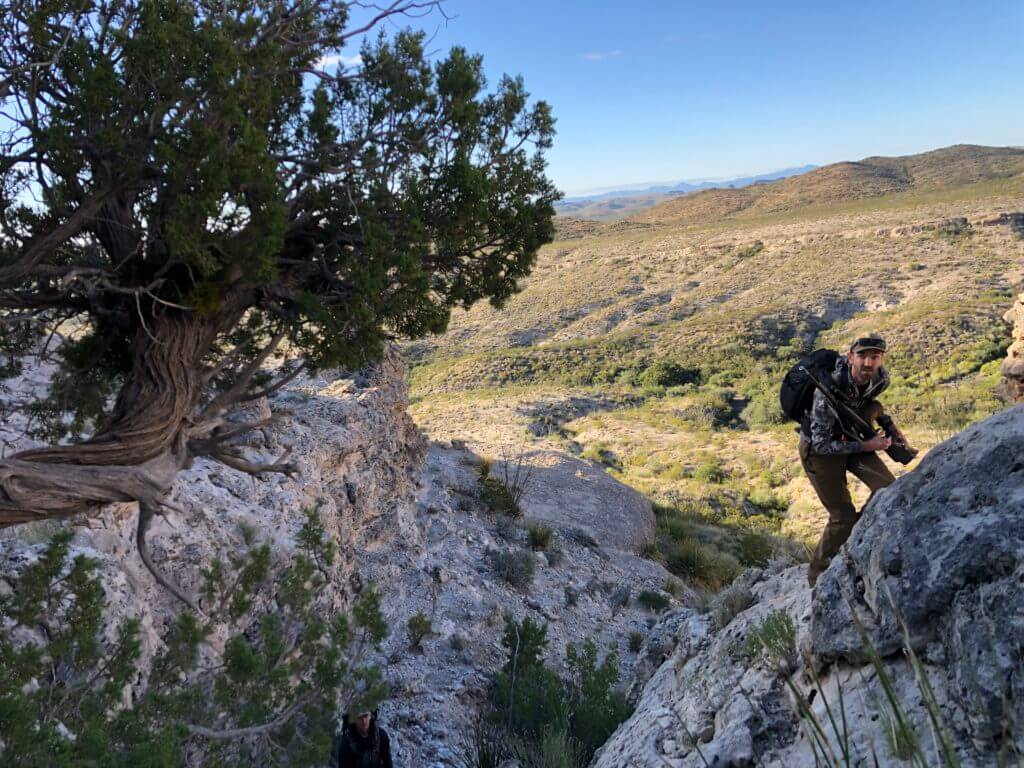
[0,314,218,526]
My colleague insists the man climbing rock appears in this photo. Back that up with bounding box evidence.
[333,709,394,768]
[798,336,896,586]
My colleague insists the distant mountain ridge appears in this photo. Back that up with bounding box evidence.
[563,165,819,202]
[555,165,818,221]
[632,144,1024,225]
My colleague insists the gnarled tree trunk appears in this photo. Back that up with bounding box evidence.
[0,314,217,526]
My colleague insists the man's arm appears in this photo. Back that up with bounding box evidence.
[807,388,863,455]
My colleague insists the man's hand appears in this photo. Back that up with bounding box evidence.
[862,433,892,452]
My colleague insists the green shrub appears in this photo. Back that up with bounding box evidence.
[407,611,433,650]
[636,589,670,612]
[513,726,586,768]
[694,458,728,484]
[709,583,754,629]
[484,617,632,766]
[663,538,740,589]
[638,360,699,389]
[628,631,645,653]
[742,610,797,672]
[481,476,521,517]
[492,548,537,590]
[565,640,633,758]
[0,512,388,766]
[528,523,554,551]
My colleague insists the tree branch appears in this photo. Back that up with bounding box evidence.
[186,691,318,740]
[210,448,297,477]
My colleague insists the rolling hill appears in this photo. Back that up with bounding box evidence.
[404,141,1024,569]
[632,144,1024,224]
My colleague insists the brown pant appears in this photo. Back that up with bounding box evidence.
[800,440,894,586]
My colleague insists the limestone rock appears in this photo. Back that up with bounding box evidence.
[1003,292,1024,402]
[594,407,1024,768]
[492,448,655,553]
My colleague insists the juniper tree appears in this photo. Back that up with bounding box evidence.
[0,509,391,765]
[0,1,556,541]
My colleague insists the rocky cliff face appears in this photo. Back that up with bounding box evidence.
[0,350,677,766]
[593,405,1024,768]
[1003,291,1024,402]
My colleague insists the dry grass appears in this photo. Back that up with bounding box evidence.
[406,171,1024,589]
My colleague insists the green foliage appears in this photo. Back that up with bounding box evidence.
[0,510,389,766]
[694,457,728,484]
[635,589,670,612]
[0,0,558,454]
[481,476,521,516]
[492,548,537,590]
[637,360,700,390]
[407,612,433,650]
[662,537,740,589]
[628,631,645,653]
[528,523,554,550]
[742,610,797,673]
[483,616,631,766]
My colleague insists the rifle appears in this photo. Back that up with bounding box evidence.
[798,366,919,465]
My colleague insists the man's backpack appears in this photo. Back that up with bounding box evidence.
[779,349,840,423]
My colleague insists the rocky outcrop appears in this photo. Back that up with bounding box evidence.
[493,448,655,553]
[0,350,681,766]
[0,347,428,663]
[1003,292,1024,402]
[593,406,1024,768]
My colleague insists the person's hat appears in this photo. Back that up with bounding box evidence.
[850,334,887,353]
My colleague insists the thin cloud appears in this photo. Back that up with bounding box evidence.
[581,49,623,61]
[315,53,363,69]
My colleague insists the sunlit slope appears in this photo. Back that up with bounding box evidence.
[631,144,1024,225]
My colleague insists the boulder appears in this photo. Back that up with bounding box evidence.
[493,448,655,553]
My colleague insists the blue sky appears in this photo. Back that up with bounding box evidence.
[368,0,1024,195]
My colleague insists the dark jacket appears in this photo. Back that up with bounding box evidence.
[800,356,889,455]
[333,714,393,768]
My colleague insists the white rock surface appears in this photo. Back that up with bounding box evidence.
[0,350,684,766]
[593,406,1024,768]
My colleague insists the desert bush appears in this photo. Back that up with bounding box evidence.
[481,475,521,517]
[496,516,521,542]
[482,617,632,766]
[636,589,671,612]
[710,583,755,629]
[742,610,797,673]
[735,240,764,259]
[512,727,586,768]
[663,538,740,589]
[528,523,554,551]
[609,585,631,611]
[638,360,700,390]
[694,458,728,484]
[0,510,388,766]
[407,611,433,650]
[628,631,645,653]
[492,549,537,590]
[564,640,633,758]
[450,633,467,652]
[663,578,683,597]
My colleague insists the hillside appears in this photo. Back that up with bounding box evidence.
[406,146,1024,573]
[632,144,1024,224]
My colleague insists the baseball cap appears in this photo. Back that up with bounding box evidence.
[850,335,887,353]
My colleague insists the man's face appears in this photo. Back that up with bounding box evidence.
[848,349,884,385]
[354,712,372,737]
